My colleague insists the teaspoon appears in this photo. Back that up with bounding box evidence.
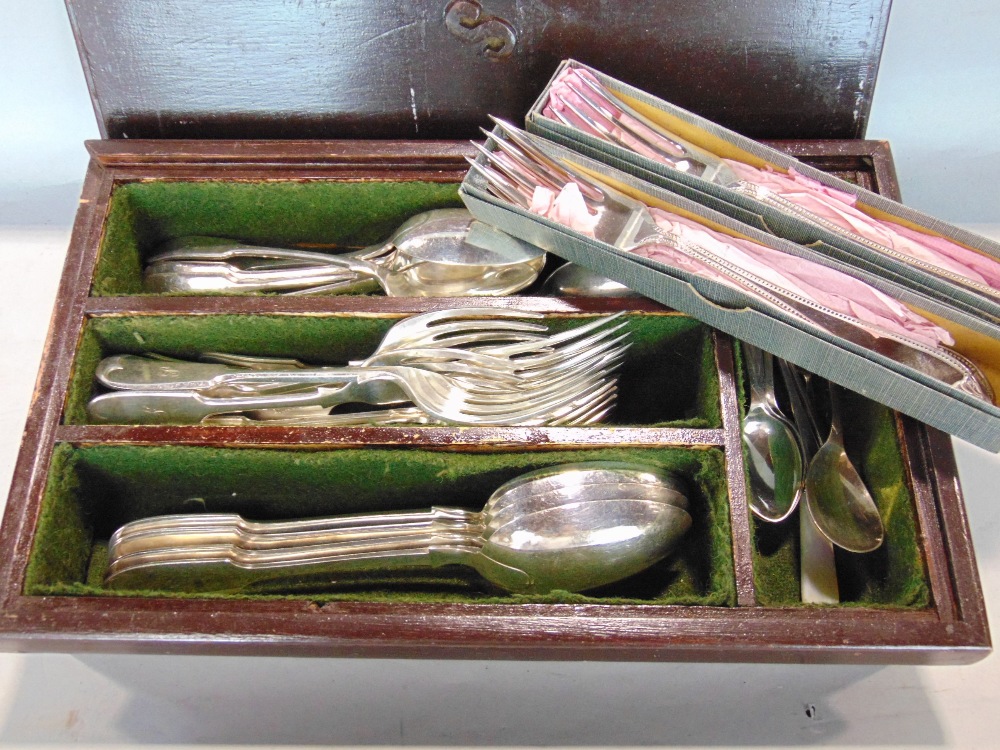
[804,383,885,553]
[741,343,804,522]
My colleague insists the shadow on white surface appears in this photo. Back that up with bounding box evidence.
[0,183,89,228]
[0,656,946,746]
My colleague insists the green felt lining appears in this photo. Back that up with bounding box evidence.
[747,387,930,608]
[65,313,721,428]
[25,444,735,606]
[92,180,466,296]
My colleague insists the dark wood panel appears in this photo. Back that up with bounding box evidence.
[0,137,990,664]
[66,0,891,141]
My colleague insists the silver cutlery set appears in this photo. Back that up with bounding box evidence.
[544,67,1000,305]
[143,208,547,297]
[740,342,884,556]
[91,122,903,598]
[740,343,886,603]
[467,118,992,404]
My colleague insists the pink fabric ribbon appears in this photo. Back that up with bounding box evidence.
[528,182,954,349]
[724,161,1000,290]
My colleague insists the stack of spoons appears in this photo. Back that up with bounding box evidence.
[143,208,547,297]
[103,462,694,595]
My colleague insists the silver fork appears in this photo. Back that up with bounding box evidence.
[468,120,993,403]
[87,312,629,425]
[86,357,623,426]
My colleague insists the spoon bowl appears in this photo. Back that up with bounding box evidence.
[740,344,803,522]
[804,384,885,553]
[542,263,642,298]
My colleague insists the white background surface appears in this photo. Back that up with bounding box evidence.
[1,1,1000,747]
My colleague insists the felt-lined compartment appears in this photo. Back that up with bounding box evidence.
[748,388,930,608]
[65,312,721,428]
[92,180,467,296]
[25,444,735,606]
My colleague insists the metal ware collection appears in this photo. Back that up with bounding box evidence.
[89,60,1000,600]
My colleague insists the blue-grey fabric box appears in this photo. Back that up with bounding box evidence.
[459,127,1000,452]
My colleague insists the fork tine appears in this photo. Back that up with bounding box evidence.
[505,331,630,382]
[551,89,618,141]
[470,151,548,203]
[566,75,691,161]
[481,312,626,358]
[465,157,532,208]
[482,120,608,205]
[546,380,619,426]
[457,351,624,412]
[473,137,566,197]
[476,130,568,194]
[518,333,631,377]
[418,353,617,412]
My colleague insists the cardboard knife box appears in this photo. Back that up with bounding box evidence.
[0,0,989,662]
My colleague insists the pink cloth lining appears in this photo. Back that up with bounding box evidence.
[543,67,1000,293]
[528,182,954,349]
[724,161,1000,289]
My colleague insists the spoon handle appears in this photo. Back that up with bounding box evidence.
[104,532,490,593]
[112,506,476,539]
[742,342,775,407]
[143,261,368,293]
[777,359,840,604]
[109,507,483,557]
[86,371,408,425]
[148,237,394,265]
[827,381,846,446]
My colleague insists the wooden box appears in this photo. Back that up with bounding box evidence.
[0,0,990,662]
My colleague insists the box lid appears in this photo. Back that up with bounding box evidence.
[65,0,891,141]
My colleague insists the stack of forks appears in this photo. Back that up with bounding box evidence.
[85,308,630,426]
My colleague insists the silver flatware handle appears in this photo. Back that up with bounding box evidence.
[634,223,992,403]
[86,370,408,424]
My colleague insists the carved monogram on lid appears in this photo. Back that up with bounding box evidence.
[444,0,517,59]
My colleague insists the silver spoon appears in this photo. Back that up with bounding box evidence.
[108,462,690,553]
[144,209,546,297]
[804,383,885,553]
[104,462,693,594]
[542,263,642,297]
[740,343,804,522]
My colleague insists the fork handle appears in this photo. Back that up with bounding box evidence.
[97,355,412,394]
[86,369,408,425]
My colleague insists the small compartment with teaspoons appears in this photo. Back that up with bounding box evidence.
[739,350,930,608]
